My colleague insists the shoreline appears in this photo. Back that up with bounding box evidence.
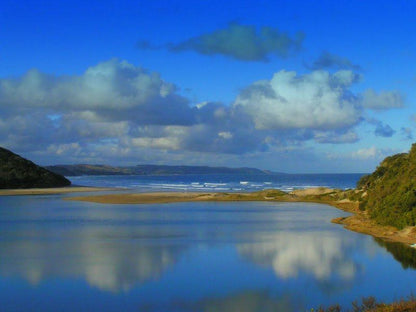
[331,214,416,245]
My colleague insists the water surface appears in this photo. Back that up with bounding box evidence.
[1,195,415,311]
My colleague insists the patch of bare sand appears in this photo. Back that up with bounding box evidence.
[290,187,334,196]
[66,192,221,204]
[66,191,280,204]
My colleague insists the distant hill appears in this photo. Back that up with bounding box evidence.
[46,164,275,176]
[357,143,416,229]
[0,147,71,189]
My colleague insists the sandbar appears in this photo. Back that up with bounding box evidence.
[66,191,285,204]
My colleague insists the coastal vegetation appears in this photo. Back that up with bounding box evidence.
[0,147,70,189]
[357,144,416,229]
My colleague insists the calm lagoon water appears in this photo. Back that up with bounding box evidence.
[1,193,416,311]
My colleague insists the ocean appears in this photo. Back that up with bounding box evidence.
[68,173,365,192]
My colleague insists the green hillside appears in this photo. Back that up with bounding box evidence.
[357,144,416,229]
[0,147,71,189]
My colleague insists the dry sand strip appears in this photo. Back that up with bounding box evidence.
[0,186,116,196]
[65,192,265,204]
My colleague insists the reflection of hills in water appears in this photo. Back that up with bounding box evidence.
[374,238,416,269]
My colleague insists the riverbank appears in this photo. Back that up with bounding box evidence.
[0,186,116,196]
[332,214,416,245]
[66,187,416,245]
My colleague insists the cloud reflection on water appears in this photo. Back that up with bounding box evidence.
[0,227,186,292]
[0,228,360,293]
[238,231,358,280]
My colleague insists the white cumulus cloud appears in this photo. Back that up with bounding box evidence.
[0,58,193,125]
[234,70,361,130]
[0,59,407,167]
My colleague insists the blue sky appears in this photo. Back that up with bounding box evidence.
[1,0,415,173]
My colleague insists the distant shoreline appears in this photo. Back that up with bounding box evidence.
[2,186,416,246]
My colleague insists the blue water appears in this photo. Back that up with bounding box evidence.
[1,190,416,311]
[69,173,364,192]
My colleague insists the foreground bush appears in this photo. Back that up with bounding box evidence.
[314,296,416,312]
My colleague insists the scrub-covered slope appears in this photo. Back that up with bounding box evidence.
[0,147,71,189]
[357,144,416,228]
